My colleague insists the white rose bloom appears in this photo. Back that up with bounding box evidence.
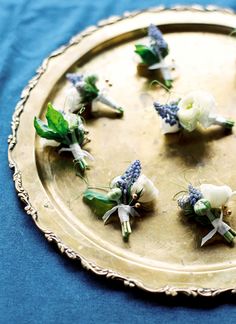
[65,87,81,113]
[177,96,199,132]
[161,120,180,134]
[200,184,233,208]
[194,91,216,128]
[131,174,159,203]
[63,112,80,130]
[177,90,216,131]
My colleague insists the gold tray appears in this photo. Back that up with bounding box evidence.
[9,6,236,297]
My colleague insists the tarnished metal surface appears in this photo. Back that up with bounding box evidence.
[9,6,236,296]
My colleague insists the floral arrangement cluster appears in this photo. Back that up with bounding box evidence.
[83,160,159,241]
[154,90,234,134]
[66,73,124,116]
[178,184,236,245]
[33,23,236,245]
[34,74,124,173]
[34,103,93,172]
[135,24,173,88]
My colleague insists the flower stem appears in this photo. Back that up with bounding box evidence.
[229,228,236,236]
[121,221,132,242]
[228,228,236,244]
[97,93,123,116]
[223,231,235,244]
[75,158,88,172]
[212,116,234,129]
[160,62,172,89]
[70,131,88,172]
[163,79,172,89]
[206,210,235,243]
[149,57,173,89]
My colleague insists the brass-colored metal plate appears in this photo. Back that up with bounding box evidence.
[9,7,236,296]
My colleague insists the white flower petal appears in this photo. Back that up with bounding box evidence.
[193,91,216,128]
[200,184,233,208]
[64,112,80,130]
[177,95,199,132]
[161,120,180,134]
[131,174,159,203]
[65,87,81,112]
[177,90,216,131]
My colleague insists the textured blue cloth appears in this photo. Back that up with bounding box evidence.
[1,1,236,323]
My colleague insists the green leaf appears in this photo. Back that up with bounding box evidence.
[135,44,158,66]
[83,190,116,218]
[80,75,99,104]
[46,103,69,136]
[155,45,169,60]
[34,117,63,142]
[85,75,99,89]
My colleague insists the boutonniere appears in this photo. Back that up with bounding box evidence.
[66,73,124,117]
[135,24,173,88]
[178,184,236,246]
[34,103,93,173]
[154,90,234,134]
[83,160,159,241]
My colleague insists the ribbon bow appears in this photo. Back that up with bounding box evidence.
[59,143,94,161]
[201,210,231,246]
[102,204,140,224]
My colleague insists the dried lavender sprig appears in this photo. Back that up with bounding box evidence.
[154,102,179,126]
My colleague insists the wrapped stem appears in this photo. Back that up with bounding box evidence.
[223,230,236,244]
[159,61,172,89]
[118,204,131,241]
[194,199,235,245]
[95,92,123,115]
[148,58,172,88]
[206,210,235,244]
[71,131,87,171]
[210,115,234,129]
[69,143,88,171]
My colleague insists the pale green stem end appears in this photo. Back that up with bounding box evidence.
[121,221,132,242]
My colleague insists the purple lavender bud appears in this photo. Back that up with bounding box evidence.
[154,102,179,126]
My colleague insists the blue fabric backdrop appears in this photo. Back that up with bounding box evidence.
[1,1,236,323]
